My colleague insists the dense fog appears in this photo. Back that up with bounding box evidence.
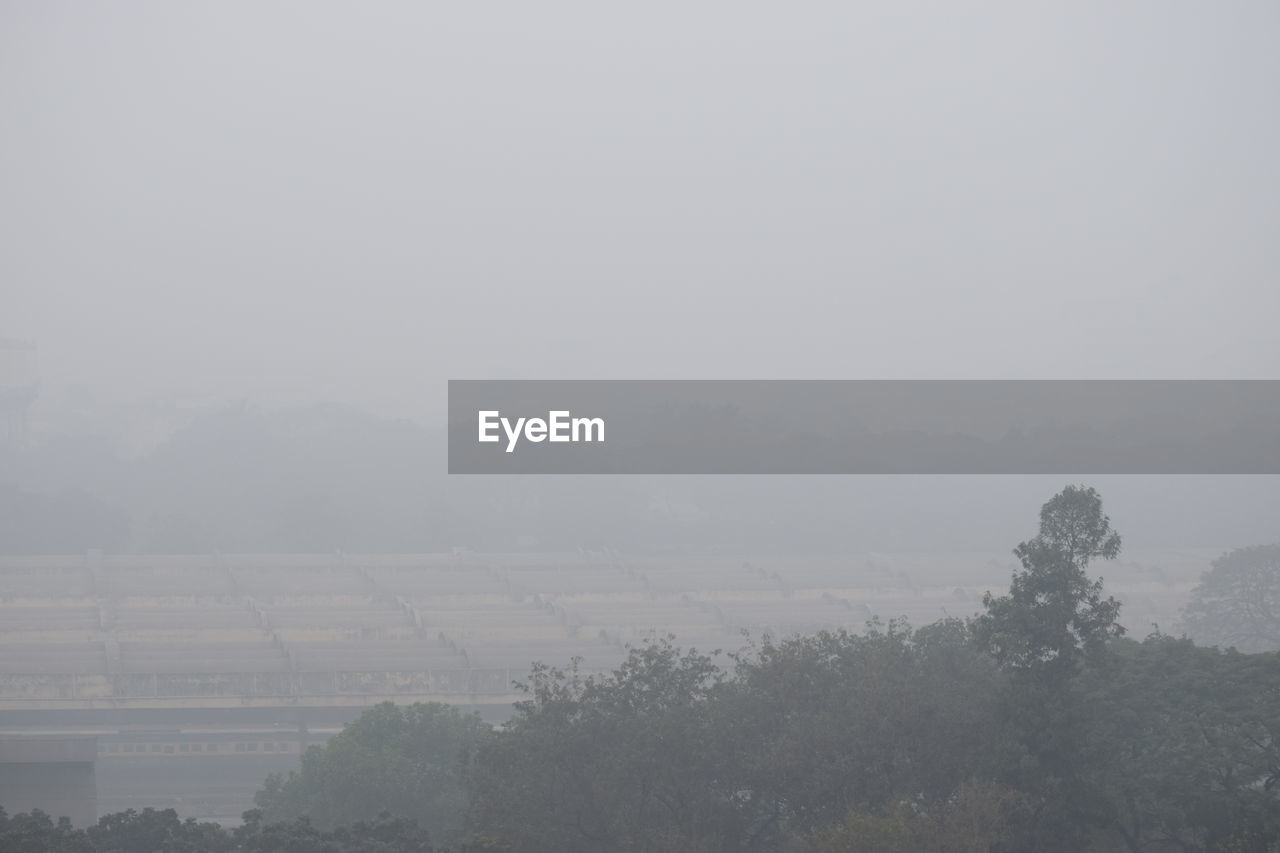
[3,2,1278,851]
[0,399,1276,555]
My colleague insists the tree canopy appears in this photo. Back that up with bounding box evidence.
[1181,543,1280,653]
[254,702,490,846]
[973,484,1125,678]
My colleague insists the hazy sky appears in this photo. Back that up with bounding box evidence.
[4,2,1278,422]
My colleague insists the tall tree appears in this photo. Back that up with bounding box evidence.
[970,485,1126,851]
[974,484,1124,678]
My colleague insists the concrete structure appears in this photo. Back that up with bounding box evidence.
[0,737,97,826]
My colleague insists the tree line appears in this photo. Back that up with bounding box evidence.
[4,486,1279,851]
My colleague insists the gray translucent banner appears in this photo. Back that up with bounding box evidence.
[448,380,1280,474]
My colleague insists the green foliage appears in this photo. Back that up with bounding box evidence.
[0,806,437,853]
[235,810,434,853]
[460,623,1009,852]
[1078,634,1280,851]
[800,780,1032,853]
[87,808,232,852]
[464,639,739,853]
[973,484,1124,677]
[965,486,1129,848]
[718,619,1005,842]
[461,489,1280,851]
[254,702,490,846]
[1182,544,1280,653]
[0,806,92,853]
[1030,485,1123,569]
